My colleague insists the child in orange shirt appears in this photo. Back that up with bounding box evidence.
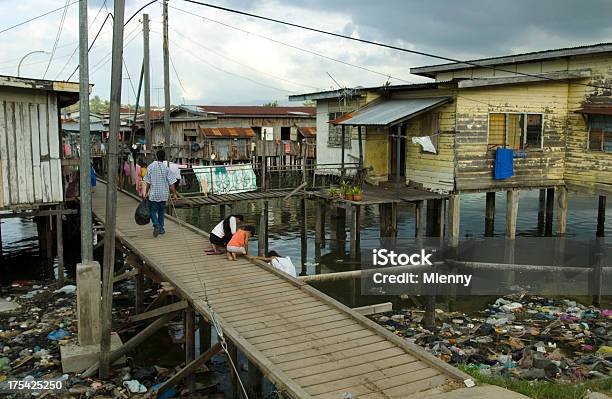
[226,226,255,261]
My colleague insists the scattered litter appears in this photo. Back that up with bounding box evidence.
[123,379,147,393]
[54,285,76,295]
[46,328,71,341]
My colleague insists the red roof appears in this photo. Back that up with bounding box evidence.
[196,105,315,117]
[200,127,255,138]
[297,126,316,137]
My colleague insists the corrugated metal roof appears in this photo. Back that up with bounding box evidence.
[288,81,451,102]
[411,42,612,77]
[297,126,316,137]
[200,127,255,138]
[577,105,612,116]
[335,97,452,126]
[195,105,315,117]
[62,122,106,132]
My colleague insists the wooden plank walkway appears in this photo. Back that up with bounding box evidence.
[175,189,296,207]
[91,182,526,399]
[310,185,447,206]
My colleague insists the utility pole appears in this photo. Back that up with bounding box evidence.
[79,0,93,262]
[162,0,171,160]
[100,0,125,379]
[143,13,152,163]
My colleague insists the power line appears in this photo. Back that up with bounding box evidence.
[43,0,71,79]
[89,24,141,75]
[169,52,186,94]
[153,30,296,94]
[122,57,138,102]
[0,0,79,36]
[168,25,321,91]
[167,4,413,85]
[66,0,158,81]
[180,0,612,91]
[55,0,110,80]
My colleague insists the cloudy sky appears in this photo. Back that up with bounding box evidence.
[1,0,611,106]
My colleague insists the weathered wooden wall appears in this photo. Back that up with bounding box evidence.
[454,82,568,191]
[0,88,63,209]
[565,53,612,195]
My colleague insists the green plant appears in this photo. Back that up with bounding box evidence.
[351,186,362,195]
[340,180,350,195]
[328,187,339,197]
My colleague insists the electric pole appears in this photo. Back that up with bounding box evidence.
[143,13,152,163]
[162,0,171,160]
[79,0,93,262]
[100,0,125,379]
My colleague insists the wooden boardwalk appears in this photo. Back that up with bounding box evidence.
[91,182,525,399]
[175,189,296,207]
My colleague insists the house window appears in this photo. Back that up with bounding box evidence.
[421,112,440,153]
[488,112,543,150]
[183,129,197,142]
[327,112,351,148]
[281,126,291,141]
[588,115,612,152]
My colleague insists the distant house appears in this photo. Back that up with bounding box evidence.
[291,43,612,197]
[0,75,79,209]
[136,105,316,165]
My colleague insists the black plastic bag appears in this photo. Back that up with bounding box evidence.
[135,199,150,225]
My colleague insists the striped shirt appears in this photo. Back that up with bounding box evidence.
[144,161,176,202]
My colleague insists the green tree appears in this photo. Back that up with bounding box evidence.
[262,100,278,107]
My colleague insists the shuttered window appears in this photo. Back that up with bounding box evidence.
[488,113,506,147]
[488,112,543,149]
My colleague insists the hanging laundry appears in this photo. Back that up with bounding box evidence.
[411,136,437,154]
[495,147,514,179]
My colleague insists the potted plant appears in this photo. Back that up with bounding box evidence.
[352,186,363,201]
[340,180,351,200]
[328,187,339,198]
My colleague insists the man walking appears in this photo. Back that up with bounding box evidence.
[144,150,177,237]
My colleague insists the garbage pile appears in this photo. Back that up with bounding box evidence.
[0,279,220,398]
[372,295,611,382]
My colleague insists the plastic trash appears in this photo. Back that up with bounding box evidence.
[152,382,177,399]
[500,302,523,312]
[54,285,76,294]
[47,328,71,341]
[123,380,147,393]
[134,199,151,225]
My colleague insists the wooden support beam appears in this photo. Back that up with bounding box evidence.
[349,204,361,259]
[154,343,221,398]
[597,195,606,237]
[379,202,397,239]
[448,195,460,244]
[113,268,140,283]
[556,186,568,237]
[537,189,546,236]
[424,295,436,331]
[258,200,268,256]
[425,199,441,237]
[135,273,144,314]
[247,360,263,398]
[184,309,196,392]
[485,192,495,237]
[227,340,239,399]
[415,200,425,238]
[83,312,176,378]
[439,199,446,239]
[352,302,393,316]
[199,317,211,354]
[283,181,307,200]
[0,208,78,219]
[506,190,519,239]
[129,300,188,323]
[300,198,307,275]
[315,200,326,249]
[56,207,64,282]
[545,187,555,236]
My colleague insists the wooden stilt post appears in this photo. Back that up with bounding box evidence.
[485,192,495,237]
[335,206,347,253]
[135,272,144,314]
[247,360,263,398]
[415,200,425,238]
[45,216,54,278]
[424,295,436,330]
[350,204,361,259]
[439,199,446,240]
[380,203,397,239]
[184,309,195,392]
[597,195,606,237]
[0,218,3,261]
[506,190,519,239]
[198,317,211,354]
[258,200,268,256]
[556,186,568,237]
[220,204,226,220]
[448,195,460,245]
[315,200,326,249]
[545,187,555,236]
[56,206,64,282]
[300,198,307,275]
[425,199,440,237]
[537,189,546,236]
[227,340,239,399]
